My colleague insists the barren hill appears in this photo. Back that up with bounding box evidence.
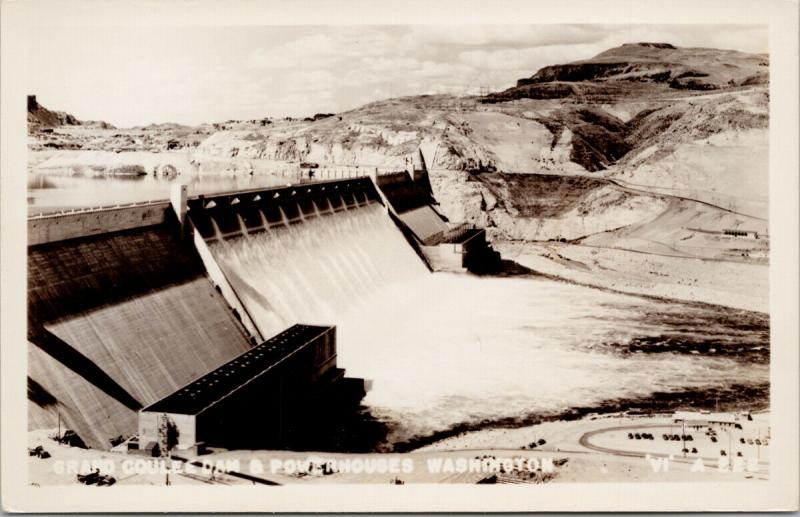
[491,42,768,101]
[28,42,770,298]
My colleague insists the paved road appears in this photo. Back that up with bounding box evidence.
[579,423,679,459]
[579,423,769,468]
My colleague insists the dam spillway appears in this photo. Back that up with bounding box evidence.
[26,168,769,453]
[27,177,405,450]
[205,201,428,338]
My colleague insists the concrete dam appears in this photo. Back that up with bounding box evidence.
[27,164,493,452]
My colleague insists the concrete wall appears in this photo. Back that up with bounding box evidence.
[168,413,197,450]
[420,244,466,272]
[420,230,489,272]
[138,411,197,451]
[138,411,157,445]
[375,171,412,187]
[418,139,439,171]
[460,229,487,255]
[29,202,169,245]
[29,340,139,450]
[192,227,263,342]
[397,205,450,243]
[28,222,253,449]
[310,326,337,382]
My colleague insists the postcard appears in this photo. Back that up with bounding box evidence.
[1,0,797,512]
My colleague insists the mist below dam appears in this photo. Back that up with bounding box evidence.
[207,200,769,449]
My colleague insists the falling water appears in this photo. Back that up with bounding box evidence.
[207,200,769,448]
[278,206,291,228]
[210,216,224,241]
[257,209,270,230]
[311,200,322,218]
[209,200,428,339]
[235,214,249,238]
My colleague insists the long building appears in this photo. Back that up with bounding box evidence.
[138,324,343,453]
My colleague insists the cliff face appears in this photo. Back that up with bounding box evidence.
[27,96,116,130]
[27,96,81,128]
[426,43,768,241]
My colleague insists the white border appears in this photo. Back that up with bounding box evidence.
[2,0,797,511]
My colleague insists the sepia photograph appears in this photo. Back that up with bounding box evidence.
[1,0,798,512]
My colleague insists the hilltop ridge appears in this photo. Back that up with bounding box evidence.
[534,42,768,88]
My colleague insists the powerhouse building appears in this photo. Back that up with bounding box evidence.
[138,324,342,453]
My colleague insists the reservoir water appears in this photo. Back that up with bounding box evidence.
[27,170,310,214]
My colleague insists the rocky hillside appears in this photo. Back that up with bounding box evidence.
[27,96,114,130]
[493,42,768,100]
[27,96,80,128]
[189,43,767,171]
[26,97,218,153]
[28,42,770,246]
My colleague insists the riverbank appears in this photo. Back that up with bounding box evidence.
[498,240,769,313]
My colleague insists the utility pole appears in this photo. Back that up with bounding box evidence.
[728,427,732,459]
[159,413,171,486]
[757,428,760,461]
[682,419,686,457]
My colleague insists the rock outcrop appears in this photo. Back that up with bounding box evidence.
[27,95,115,129]
[502,42,768,96]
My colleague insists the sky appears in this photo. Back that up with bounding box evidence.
[26,24,768,127]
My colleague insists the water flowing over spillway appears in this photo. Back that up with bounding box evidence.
[208,200,429,339]
[208,201,769,449]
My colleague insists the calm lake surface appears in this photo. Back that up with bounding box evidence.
[28,172,312,214]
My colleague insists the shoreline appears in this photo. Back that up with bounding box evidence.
[390,382,769,453]
[496,240,769,314]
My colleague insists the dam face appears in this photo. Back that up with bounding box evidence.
[27,178,396,450]
[26,175,771,453]
[27,217,253,449]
